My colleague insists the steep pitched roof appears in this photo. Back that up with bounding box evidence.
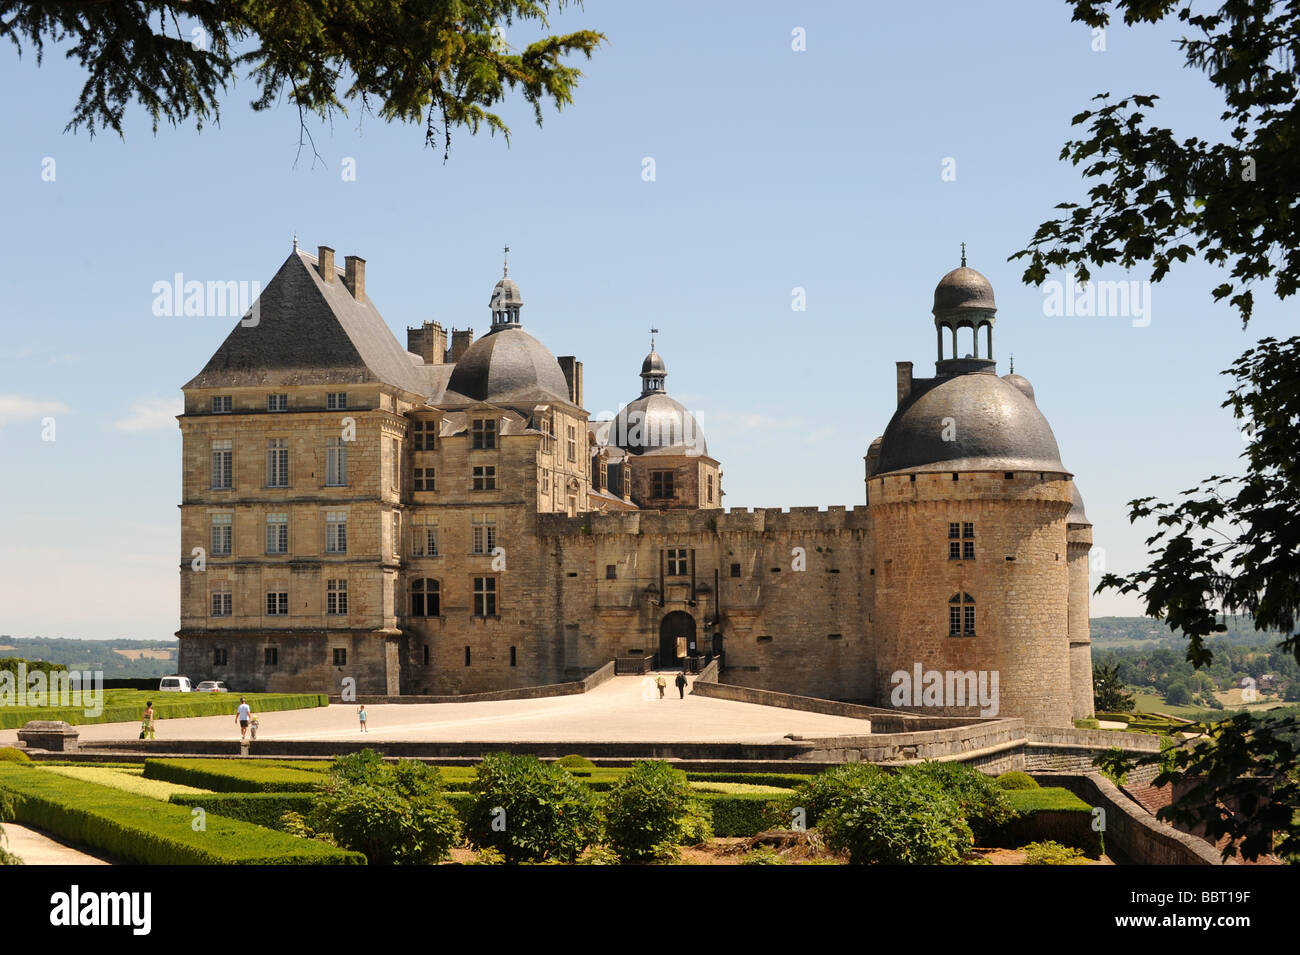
[183,249,426,395]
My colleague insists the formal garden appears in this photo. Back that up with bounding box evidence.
[0,747,1104,865]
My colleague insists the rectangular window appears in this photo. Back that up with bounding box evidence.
[333,648,347,666]
[413,420,436,451]
[266,513,289,554]
[326,511,348,554]
[948,541,961,560]
[651,470,674,499]
[510,646,517,667]
[963,522,975,539]
[707,473,714,503]
[265,647,278,666]
[211,591,232,616]
[267,394,287,412]
[605,564,617,580]
[566,425,576,462]
[411,579,440,617]
[472,418,497,450]
[415,467,436,492]
[540,417,554,454]
[326,437,348,486]
[391,512,400,558]
[962,540,975,560]
[213,648,227,666]
[422,644,430,666]
[390,438,400,491]
[471,513,497,555]
[964,605,976,636]
[327,579,348,615]
[411,519,439,558]
[730,563,741,578]
[472,465,497,491]
[267,591,288,615]
[465,646,472,666]
[667,548,688,576]
[473,577,497,617]
[327,392,347,410]
[212,395,232,413]
[949,605,962,637]
[542,473,550,494]
[210,513,232,556]
[948,522,961,540]
[266,438,289,487]
[211,440,233,490]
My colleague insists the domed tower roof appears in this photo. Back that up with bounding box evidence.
[1002,372,1035,403]
[1067,483,1091,526]
[933,265,997,313]
[446,253,572,403]
[933,245,998,373]
[611,335,707,455]
[875,373,1067,475]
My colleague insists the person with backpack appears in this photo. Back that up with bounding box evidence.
[675,671,688,699]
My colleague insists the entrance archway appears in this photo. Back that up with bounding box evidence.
[658,611,696,667]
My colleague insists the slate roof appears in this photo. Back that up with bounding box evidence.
[183,249,427,395]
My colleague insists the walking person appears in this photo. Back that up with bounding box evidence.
[655,674,666,699]
[140,700,156,740]
[236,697,252,739]
[358,704,368,733]
[675,671,688,699]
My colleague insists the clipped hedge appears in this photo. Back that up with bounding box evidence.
[705,793,777,837]
[167,791,317,830]
[995,771,1040,791]
[0,691,329,730]
[0,764,362,864]
[0,748,31,764]
[144,758,325,793]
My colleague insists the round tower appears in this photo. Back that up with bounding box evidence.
[1066,484,1095,719]
[867,255,1075,726]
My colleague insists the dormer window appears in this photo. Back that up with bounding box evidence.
[472,418,497,450]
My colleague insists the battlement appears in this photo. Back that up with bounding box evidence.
[538,505,871,539]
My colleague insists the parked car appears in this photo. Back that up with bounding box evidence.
[195,681,229,693]
[158,676,193,692]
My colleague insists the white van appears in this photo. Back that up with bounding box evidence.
[158,676,193,692]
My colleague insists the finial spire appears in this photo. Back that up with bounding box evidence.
[650,326,658,350]
[293,232,298,252]
[1010,353,1015,373]
[960,241,966,268]
[503,245,510,276]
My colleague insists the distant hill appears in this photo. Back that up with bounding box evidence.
[1090,615,1285,649]
[0,636,178,678]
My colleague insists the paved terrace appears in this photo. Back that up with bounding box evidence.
[0,676,874,746]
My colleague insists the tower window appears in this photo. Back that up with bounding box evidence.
[415,467,436,492]
[265,647,278,666]
[411,579,440,617]
[413,420,437,451]
[213,648,227,666]
[327,392,347,410]
[650,470,674,498]
[473,465,497,491]
[666,548,688,576]
[212,396,232,413]
[605,564,617,580]
[730,563,741,578]
[948,593,976,637]
[333,648,347,666]
[510,646,517,667]
[267,394,287,412]
[473,577,497,617]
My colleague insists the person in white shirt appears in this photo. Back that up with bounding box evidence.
[236,698,252,739]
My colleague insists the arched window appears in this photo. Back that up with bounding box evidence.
[948,593,975,637]
[412,579,440,617]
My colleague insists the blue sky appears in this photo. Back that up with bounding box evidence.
[0,0,1287,640]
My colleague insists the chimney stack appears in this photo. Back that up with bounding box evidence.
[344,255,365,300]
[896,361,913,407]
[558,356,584,408]
[318,246,335,283]
[406,321,447,364]
[449,328,474,363]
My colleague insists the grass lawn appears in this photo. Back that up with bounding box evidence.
[1005,787,1092,813]
[688,781,791,795]
[0,690,328,729]
[38,764,211,801]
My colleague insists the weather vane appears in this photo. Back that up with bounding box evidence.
[650,327,658,350]
[960,241,966,268]
[503,245,510,276]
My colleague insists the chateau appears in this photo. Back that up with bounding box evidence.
[178,245,1094,726]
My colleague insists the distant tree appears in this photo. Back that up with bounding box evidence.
[1165,680,1193,706]
[1093,662,1135,712]
[1021,0,1300,860]
[0,1,605,162]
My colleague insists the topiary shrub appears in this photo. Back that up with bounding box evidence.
[1022,840,1088,865]
[466,753,599,863]
[769,762,882,830]
[907,762,1017,842]
[820,770,973,865]
[554,755,597,772]
[601,760,711,863]
[293,750,461,865]
[0,749,30,764]
[996,771,1040,791]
